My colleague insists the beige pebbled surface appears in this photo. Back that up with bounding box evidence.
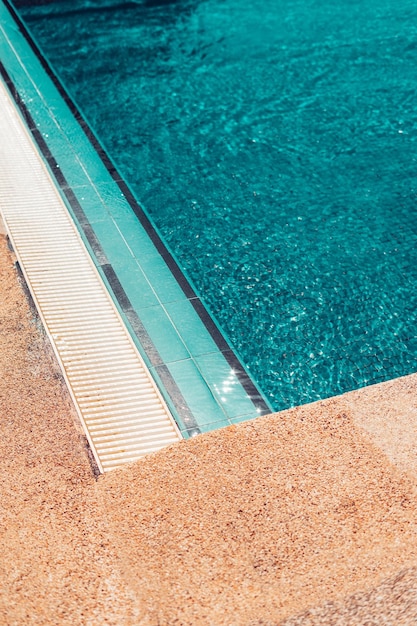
[0,236,138,625]
[2,233,417,625]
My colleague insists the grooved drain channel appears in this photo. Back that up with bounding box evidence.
[0,79,182,472]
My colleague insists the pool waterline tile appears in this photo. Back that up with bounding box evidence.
[163,298,220,358]
[137,305,191,364]
[195,351,263,420]
[164,358,230,431]
[88,219,135,265]
[111,213,166,262]
[106,263,160,311]
[64,184,116,225]
[135,253,190,304]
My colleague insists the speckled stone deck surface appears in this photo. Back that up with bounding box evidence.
[1,232,417,625]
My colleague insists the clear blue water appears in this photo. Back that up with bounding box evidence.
[17,0,417,411]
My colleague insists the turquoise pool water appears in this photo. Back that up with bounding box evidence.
[15,0,417,411]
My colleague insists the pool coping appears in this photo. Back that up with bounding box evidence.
[0,0,273,437]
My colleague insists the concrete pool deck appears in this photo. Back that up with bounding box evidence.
[2,232,417,624]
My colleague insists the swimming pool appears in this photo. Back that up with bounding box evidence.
[14,0,417,412]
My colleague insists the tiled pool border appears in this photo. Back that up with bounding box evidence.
[0,0,272,435]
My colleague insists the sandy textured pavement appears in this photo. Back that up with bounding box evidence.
[2,231,417,625]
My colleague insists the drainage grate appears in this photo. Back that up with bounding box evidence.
[0,80,182,472]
